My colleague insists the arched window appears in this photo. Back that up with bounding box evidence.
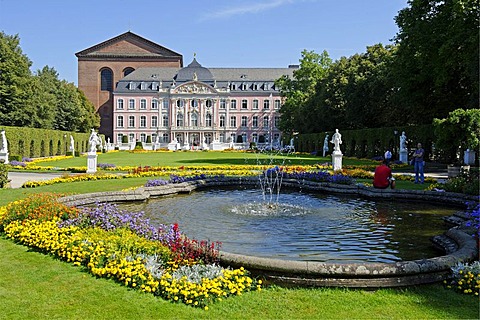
[191,113,198,126]
[100,68,113,91]
[176,113,184,127]
[123,67,135,77]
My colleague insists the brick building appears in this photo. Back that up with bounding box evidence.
[76,32,296,149]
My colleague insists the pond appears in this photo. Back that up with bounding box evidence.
[119,187,459,263]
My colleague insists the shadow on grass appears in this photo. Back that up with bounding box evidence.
[179,157,326,166]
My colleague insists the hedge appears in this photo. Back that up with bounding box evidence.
[1,126,99,159]
[293,125,435,160]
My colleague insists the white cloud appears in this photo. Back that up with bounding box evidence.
[199,0,299,21]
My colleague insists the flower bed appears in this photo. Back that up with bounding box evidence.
[0,194,261,309]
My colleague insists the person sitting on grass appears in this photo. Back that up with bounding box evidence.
[373,159,395,189]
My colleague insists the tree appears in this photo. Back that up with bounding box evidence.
[0,32,34,126]
[275,50,332,135]
[433,108,480,163]
[310,44,397,131]
[393,0,479,123]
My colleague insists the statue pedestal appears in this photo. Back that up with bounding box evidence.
[0,151,9,164]
[399,150,408,164]
[332,151,343,171]
[168,141,180,151]
[211,141,223,151]
[86,152,97,173]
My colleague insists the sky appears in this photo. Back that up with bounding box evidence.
[0,0,408,85]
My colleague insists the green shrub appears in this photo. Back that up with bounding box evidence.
[0,162,8,188]
[146,136,152,143]
[9,155,21,161]
[135,141,143,150]
[122,136,129,143]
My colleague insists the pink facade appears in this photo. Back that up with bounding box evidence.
[112,60,295,150]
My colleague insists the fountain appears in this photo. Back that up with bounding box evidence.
[59,174,478,288]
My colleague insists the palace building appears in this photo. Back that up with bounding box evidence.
[76,31,297,149]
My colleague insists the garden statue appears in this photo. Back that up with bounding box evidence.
[400,131,407,151]
[69,135,75,153]
[330,129,342,153]
[0,130,7,153]
[88,129,101,153]
[323,134,329,157]
[399,131,408,164]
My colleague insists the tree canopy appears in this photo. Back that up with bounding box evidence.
[0,31,99,132]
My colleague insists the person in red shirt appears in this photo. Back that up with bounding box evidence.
[373,160,395,189]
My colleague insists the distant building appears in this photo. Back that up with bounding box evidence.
[76,31,296,149]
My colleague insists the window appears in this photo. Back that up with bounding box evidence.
[241,83,247,90]
[163,99,169,109]
[123,67,134,77]
[206,99,213,108]
[242,133,247,142]
[140,99,147,110]
[151,116,158,128]
[140,133,146,142]
[117,99,124,109]
[274,116,280,128]
[263,83,269,90]
[205,114,212,127]
[241,99,248,109]
[151,99,158,109]
[140,82,146,90]
[176,113,184,127]
[128,82,136,90]
[219,133,225,143]
[230,99,237,109]
[100,68,113,91]
[241,116,248,127]
[252,83,258,90]
[274,133,280,143]
[117,116,124,128]
[140,116,147,128]
[220,99,226,109]
[162,133,169,143]
[129,133,135,143]
[190,99,198,108]
[252,116,258,128]
[274,99,281,109]
[230,83,237,90]
[252,133,258,142]
[263,116,269,128]
[219,115,225,127]
[162,115,169,127]
[230,116,236,127]
[128,99,135,110]
[128,116,135,128]
[263,100,270,109]
[151,82,158,91]
[191,113,198,126]
[252,99,259,110]
[117,133,123,144]
[176,99,184,108]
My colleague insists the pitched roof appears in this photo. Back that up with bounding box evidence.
[75,31,183,60]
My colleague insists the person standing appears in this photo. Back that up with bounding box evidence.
[412,143,425,184]
[384,149,392,166]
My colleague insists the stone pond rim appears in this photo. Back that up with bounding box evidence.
[58,177,479,288]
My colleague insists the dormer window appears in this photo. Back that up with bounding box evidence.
[252,83,258,90]
[128,82,135,90]
[241,83,247,91]
[263,83,269,90]
[140,82,146,90]
[151,82,158,90]
[230,83,237,90]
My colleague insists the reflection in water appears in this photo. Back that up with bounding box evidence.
[119,187,459,263]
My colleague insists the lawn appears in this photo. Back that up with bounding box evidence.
[2,151,475,319]
[28,150,379,168]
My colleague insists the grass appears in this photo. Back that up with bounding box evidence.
[29,150,379,168]
[3,151,473,319]
[1,237,477,320]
